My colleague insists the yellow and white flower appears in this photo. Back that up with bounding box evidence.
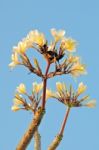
[9,52,19,69]
[70,62,86,76]
[17,83,26,94]
[46,89,54,100]
[67,55,79,63]
[27,30,46,46]
[56,82,66,92]
[32,82,43,94]
[11,105,20,112]
[51,28,65,42]
[13,41,27,54]
[13,97,24,105]
[77,82,87,96]
[84,100,96,108]
[61,38,77,52]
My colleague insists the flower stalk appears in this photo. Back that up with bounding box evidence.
[59,107,71,136]
[48,107,70,150]
[42,61,50,109]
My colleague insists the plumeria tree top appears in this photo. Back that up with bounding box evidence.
[9,28,86,78]
[9,28,96,150]
[10,29,95,113]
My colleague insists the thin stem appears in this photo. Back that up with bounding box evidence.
[42,61,50,109]
[59,107,71,136]
[47,107,70,150]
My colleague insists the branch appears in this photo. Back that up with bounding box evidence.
[47,70,69,79]
[16,107,45,150]
[34,129,41,150]
[47,61,70,79]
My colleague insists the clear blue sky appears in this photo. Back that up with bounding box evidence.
[0,0,99,150]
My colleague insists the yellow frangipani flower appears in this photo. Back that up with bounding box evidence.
[27,30,46,46]
[13,41,27,54]
[32,82,43,94]
[77,82,87,96]
[67,55,79,63]
[84,100,96,108]
[17,83,26,94]
[70,62,86,76]
[9,52,19,69]
[11,105,20,112]
[13,98,24,105]
[61,38,77,52]
[51,28,65,42]
[11,52,19,62]
[22,37,33,48]
[26,30,39,46]
[35,34,46,47]
[46,89,54,100]
[15,93,22,99]
[56,82,66,92]
[12,30,46,55]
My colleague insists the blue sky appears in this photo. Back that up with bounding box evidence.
[0,0,99,149]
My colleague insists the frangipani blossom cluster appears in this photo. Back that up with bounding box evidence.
[12,81,96,112]
[9,29,86,78]
[46,82,96,108]
[10,28,95,113]
[12,82,43,112]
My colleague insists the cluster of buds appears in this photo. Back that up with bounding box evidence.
[9,29,86,78]
[47,82,96,108]
[12,82,43,112]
